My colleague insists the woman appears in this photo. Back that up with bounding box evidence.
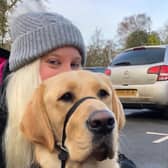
[0,12,136,168]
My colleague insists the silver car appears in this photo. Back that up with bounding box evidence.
[105,45,168,115]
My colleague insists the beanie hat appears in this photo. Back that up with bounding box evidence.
[9,12,86,71]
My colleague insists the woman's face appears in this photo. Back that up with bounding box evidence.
[40,47,82,80]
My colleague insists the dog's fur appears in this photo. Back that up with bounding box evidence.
[20,70,125,168]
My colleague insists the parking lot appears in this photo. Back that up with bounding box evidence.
[120,108,168,168]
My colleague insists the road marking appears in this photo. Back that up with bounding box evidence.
[146,131,168,143]
[146,132,168,136]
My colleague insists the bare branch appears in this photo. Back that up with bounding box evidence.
[8,0,21,10]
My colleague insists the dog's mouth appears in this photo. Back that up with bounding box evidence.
[91,135,114,161]
[92,143,113,161]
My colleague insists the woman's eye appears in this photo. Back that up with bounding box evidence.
[58,92,74,102]
[71,63,81,69]
[97,89,109,99]
[47,59,60,65]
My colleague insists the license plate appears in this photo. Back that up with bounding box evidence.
[115,89,137,97]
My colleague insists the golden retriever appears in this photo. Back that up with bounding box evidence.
[20,70,125,168]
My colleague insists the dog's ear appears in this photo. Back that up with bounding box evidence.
[20,84,55,152]
[111,88,126,130]
[96,73,126,130]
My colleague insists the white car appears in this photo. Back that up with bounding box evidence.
[105,45,168,116]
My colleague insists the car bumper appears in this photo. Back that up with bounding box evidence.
[113,81,168,107]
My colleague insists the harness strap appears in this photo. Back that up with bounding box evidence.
[62,96,95,147]
[58,96,96,168]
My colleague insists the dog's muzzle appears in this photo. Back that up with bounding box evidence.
[87,110,115,161]
[55,97,115,167]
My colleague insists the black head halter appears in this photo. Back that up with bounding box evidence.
[55,96,96,168]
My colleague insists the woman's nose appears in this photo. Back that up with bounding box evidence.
[61,64,72,72]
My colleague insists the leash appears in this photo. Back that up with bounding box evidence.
[55,96,96,168]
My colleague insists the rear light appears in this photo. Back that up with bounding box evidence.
[147,65,168,81]
[105,68,111,76]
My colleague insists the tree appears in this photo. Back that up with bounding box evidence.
[86,29,115,66]
[159,23,168,44]
[0,0,21,48]
[147,31,161,45]
[125,30,148,48]
[117,13,152,47]
[0,0,48,49]
[125,30,161,49]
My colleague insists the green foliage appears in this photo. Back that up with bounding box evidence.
[125,30,148,48]
[147,32,161,45]
[125,30,161,48]
[117,13,152,47]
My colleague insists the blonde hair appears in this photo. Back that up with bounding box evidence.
[4,59,41,168]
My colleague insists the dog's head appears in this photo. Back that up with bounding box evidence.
[20,70,125,163]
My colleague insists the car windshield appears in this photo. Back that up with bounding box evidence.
[111,47,166,66]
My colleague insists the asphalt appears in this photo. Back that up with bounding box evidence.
[120,108,168,168]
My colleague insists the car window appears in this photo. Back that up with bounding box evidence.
[111,48,166,66]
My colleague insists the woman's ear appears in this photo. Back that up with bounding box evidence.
[20,84,55,152]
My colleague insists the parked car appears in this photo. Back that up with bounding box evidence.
[84,66,106,73]
[105,45,168,115]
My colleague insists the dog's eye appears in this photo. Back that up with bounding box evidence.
[97,89,109,99]
[58,92,74,102]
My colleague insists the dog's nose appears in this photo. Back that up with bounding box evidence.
[87,110,115,135]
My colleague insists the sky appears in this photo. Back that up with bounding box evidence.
[12,0,168,45]
[46,0,168,45]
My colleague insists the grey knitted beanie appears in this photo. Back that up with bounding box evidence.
[9,12,86,71]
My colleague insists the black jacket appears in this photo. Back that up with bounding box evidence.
[0,62,10,168]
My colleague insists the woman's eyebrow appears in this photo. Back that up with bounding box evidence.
[73,57,81,60]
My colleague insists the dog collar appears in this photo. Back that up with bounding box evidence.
[56,96,96,168]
